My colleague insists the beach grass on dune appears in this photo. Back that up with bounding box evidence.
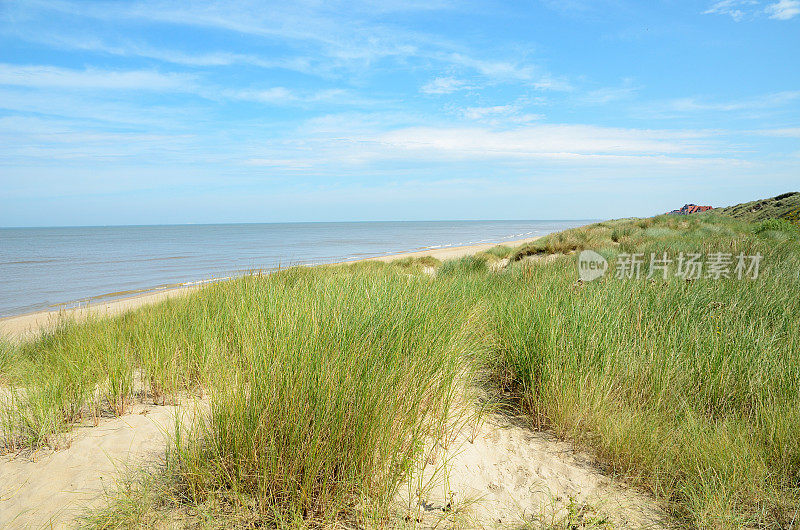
[490,214,800,528]
[2,212,800,528]
[3,267,489,526]
[168,269,488,526]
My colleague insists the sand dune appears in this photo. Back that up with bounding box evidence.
[400,412,670,528]
[0,403,179,529]
[0,234,675,528]
[0,401,668,529]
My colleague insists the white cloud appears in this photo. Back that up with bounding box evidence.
[0,63,363,111]
[704,0,800,19]
[753,127,800,137]
[765,0,800,19]
[461,105,543,124]
[0,87,198,128]
[212,122,754,184]
[227,88,364,107]
[703,0,758,20]
[462,105,517,120]
[655,91,800,115]
[6,2,454,72]
[441,53,572,90]
[421,77,474,94]
[582,83,638,104]
[0,64,194,91]
[0,114,201,163]
[7,1,564,91]
[230,87,296,104]
[531,75,573,91]
[375,125,715,160]
[242,158,314,170]
[445,53,535,80]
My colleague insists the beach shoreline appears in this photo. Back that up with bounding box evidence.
[0,236,540,341]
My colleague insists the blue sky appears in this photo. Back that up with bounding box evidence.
[1,0,798,226]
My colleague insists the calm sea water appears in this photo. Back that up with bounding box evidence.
[0,220,589,317]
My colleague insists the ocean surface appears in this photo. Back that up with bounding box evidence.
[0,220,589,317]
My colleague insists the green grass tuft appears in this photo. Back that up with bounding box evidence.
[753,217,799,236]
[437,254,489,276]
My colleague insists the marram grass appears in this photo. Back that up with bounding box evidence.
[3,266,491,526]
[2,213,800,528]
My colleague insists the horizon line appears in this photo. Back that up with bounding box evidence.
[0,218,601,230]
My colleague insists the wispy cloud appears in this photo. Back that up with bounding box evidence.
[461,105,543,124]
[0,63,369,112]
[703,0,759,21]
[640,91,800,119]
[444,53,535,81]
[0,64,194,91]
[668,91,800,112]
[0,0,796,225]
[0,87,198,127]
[753,127,800,137]
[227,87,361,106]
[223,122,755,181]
[5,1,566,93]
[374,125,716,160]
[765,0,800,19]
[26,33,318,72]
[0,115,201,164]
[703,0,800,19]
[421,77,474,94]
[462,105,518,120]
[581,83,639,104]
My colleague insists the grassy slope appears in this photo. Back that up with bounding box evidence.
[2,211,800,528]
[716,191,800,222]
[500,214,800,528]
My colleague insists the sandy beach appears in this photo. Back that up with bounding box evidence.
[0,236,540,341]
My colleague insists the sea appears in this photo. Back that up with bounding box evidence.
[0,220,589,317]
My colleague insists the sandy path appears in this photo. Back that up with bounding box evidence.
[0,403,668,529]
[0,403,179,529]
[400,413,670,528]
[0,237,539,341]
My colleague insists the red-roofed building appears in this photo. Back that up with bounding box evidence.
[668,204,713,215]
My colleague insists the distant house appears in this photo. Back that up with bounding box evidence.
[668,204,713,215]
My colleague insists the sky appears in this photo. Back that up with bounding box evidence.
[0,0,798,226]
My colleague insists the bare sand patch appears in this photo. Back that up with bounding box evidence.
[399,412,670,529]
[1,403,670,529]
[367,237,540,264]
[0,403,178,529]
